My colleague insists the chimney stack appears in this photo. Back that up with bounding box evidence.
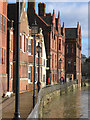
[38,2,46,16]
[27,0,36,14]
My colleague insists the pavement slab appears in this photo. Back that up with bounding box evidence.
[2,90,38,119]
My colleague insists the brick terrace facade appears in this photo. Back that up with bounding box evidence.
[0,1,82,95]
[0,1,7,95]
[7,20,14,92]
[65,22,81,86]
[27,2,65,84]
[7,2,45,92]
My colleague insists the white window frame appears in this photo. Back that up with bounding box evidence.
[22,35,25,53]
[0,14,2,31]
[39,67,41,82]
[43,74,45,82]
[3,17,5,32]
[10,62,13,79]
[28,38,32,55]
[10,32,13,52]
[36,42,38,57]
[3,49,5,64]
[43,59,45,66]
[36,67,38,82]
[28,66,32,83]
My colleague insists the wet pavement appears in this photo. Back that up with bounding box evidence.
[43,87,89,118]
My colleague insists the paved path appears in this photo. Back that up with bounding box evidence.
[2,90,38,119]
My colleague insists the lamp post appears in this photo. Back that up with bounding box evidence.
[48,53,51,84]
[13,1,21,119]
[59,58,62,82]
[37,43,41,92]
[31,20,38,108]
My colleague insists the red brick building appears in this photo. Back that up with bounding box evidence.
[0,1,7,95]
[65,22,81,86]
[7,20,14,92]
[7,2,44,92]
[27,2,65,84]
[6,1,82,93]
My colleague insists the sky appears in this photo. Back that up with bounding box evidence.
[35,2,88,57]
[9,1,89,57]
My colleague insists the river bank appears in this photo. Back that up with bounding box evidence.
[42,86,89,118]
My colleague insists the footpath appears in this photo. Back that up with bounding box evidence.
[2,90,38,119]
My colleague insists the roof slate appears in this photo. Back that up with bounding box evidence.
[7,4,17,22]
[7,3,24,29]
[8,3,23,20]
[65,28,77,39]
[41,15,53,25]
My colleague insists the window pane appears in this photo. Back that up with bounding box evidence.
[28,39,32,55]
[59,39,61,50]
[29,66,31,71]
[28,39,31,44]
[36,67,38,82]
[10,34,13,51]
[3,49,5,64]
[28,73,30,79]
[28,66,32,82]
[22,35,24,52]
[0,14,2,31]
[43,75,45,82]
[4,17,5,32]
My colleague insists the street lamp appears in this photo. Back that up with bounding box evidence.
[37,43,41,92]
[48,53,51,84]
[59,58,62,81]
[31,20,38,108]
[13,2,21,119]
[74,61,76,66]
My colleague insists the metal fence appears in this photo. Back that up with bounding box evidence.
[27,81,76,119]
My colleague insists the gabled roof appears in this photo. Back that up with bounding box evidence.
[8,4,16,22]
[7,3,26,29]
[35,13,50,27]
[8,3,23,21]
[41,15,53,25]
[65,28,77,39]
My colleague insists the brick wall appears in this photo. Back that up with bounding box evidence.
[0,1,7,95]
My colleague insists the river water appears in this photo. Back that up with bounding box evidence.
[42,87,89,118]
